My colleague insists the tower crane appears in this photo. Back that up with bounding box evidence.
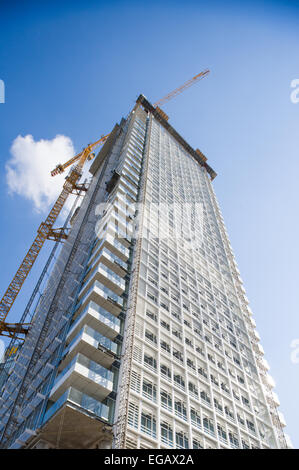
[50,134,110,177]
[153,69,209,108]
[0,69,209,340]
[0,135,108,340]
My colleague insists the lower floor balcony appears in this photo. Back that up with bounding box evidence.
[35,387,112,449]
[68,301,121,343]
[50,353,114,402]
[60,325,119,370]
[76,280,124,317]
[43,387,110,425]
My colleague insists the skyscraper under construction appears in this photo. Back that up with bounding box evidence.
[0,95,288,449]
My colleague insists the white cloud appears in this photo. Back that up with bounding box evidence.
[6,134,77,213]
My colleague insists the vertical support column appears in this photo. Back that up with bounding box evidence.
[113,110,151,449]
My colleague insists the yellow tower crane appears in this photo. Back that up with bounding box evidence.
[0,69,209,340]
[0,135,108,340]
[153,69,209,108]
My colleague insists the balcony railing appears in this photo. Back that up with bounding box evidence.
[76,280,124,313]
[63,325,118,360]
[69,301,120,340]
[52,353,114,392]
[43,387,109,424]
[118,183,137,202]
[83,263,125,296]
[88,246,128,274]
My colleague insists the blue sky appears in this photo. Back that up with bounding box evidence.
[0,0,299,447]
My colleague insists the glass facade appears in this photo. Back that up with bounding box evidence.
[116,102,287,450]
[0,98,287,449]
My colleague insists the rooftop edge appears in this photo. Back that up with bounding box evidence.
[136,94,217,180]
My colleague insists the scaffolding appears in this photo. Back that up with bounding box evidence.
[0,127,125,448]
[0,190,83,388]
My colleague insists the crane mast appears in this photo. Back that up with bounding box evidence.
[0,137,108,339]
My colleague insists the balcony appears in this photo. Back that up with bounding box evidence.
[115,184,138,202]
[120,176,138,195]
[50,353,114,402]
[254,329,261,341]
[113,200,135,221]
[68,301,120,342]
[268,391,280,407]
[43,387,109,425]
[259,357,270,371]
[265,373,275,388]
[101,247,128,274]
[114,197,136,221]
[82,263,125,297]
[60,325,118,370]
[126,150,142,166]
[110,213,134,239]
[105,233,130,260]
[122,171,140,190]
[123,159,140,176]
[118,183,137,202]
[88,246,128,278]
[38,387,112,449]
[91,233,130,263]
[103,223,132,247]
[122,170,139,188]
[278,411,286,427]
[76,280,124,317]
[101,204,133,233]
